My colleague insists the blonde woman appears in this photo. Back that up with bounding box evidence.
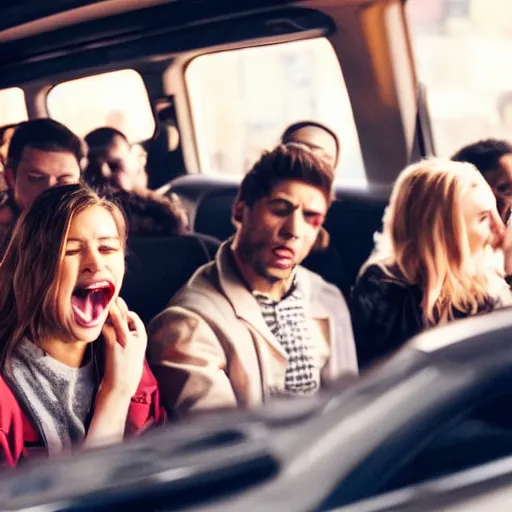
[352,158,512,369]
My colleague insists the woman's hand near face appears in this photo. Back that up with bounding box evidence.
[101,297,147,398]
[84,297,147,448]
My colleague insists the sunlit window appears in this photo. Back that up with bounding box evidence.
[0,87,28,127]
[47,70,155,142]
[185,38,366,183]
[407,0,512,156]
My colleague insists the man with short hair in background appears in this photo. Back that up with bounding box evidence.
[452,138,512,223]
[281,120,340,169]
[84,127,145,193]
[84,126,189,236]
[0,119,83,254]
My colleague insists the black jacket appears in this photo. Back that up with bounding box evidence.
[351,264,498,370]
[351,264,424,370]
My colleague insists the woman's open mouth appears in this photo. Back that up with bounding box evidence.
[71,281,116,328]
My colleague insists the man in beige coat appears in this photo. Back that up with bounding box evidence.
[148,143,358,415]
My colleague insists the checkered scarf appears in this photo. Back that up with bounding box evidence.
[253,280,320,396]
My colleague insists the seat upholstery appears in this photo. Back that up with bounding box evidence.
[121,233,220,325]
[322,195,386,286]
[193,187,238,241]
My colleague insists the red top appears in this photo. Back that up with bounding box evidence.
[0,359,165,467]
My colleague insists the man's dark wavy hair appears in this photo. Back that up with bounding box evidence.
[237,143,334,207]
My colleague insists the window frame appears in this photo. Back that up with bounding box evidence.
[181,35,367,184]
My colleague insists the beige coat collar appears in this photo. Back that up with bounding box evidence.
[215,242,331,340]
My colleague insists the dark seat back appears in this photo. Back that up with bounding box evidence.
[323,194,387,285]
[194,187,238,241]
[166,175,241,229]
[121,234,220,325]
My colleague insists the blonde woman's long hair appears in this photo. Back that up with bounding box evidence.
[365,158,511,326]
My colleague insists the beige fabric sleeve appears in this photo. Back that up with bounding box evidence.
[147,305,237,415]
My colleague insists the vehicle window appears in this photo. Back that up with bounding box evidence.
[47,69,155,142]
[407,0,512,157]
[0,87,28,126]
[185,38,366,183]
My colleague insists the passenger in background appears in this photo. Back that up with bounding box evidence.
[352,159,512,370]
[84,127,146,193]
[281,121,340,168]
[149,144,357,416]
[452,139,512,224]
[84,127,189,236]
[0,119,83,256]
[102,188,189,236]
[0,185,164,467]
[131,143,148,189]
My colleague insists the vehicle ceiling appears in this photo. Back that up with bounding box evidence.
[0,0,416,186]
[0,0,391,37]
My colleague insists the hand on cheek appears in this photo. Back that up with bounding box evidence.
[101,297,147,398]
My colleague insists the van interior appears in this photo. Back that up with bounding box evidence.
[0,0,432,322]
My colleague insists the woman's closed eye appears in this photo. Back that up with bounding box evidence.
[479,212,490,223]
[65,243,120,256]
[99,245,120,254]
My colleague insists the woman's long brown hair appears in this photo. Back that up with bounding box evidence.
[0,184,126,371]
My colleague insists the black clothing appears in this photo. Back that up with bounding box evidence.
[351,264,423,369]
[352,264,496,370]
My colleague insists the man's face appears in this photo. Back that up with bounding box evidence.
[103,136,140,192]
[10,146,81,210]
[286,126,338,167]
[234,180,328,286]
[483,153,512,221]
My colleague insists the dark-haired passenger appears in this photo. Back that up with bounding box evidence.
[0,119,83,254]
[84,127,145,193]
[0,184,164,467]
[452,138,512,223]
[281,121,340,168]
[84,127,189,236]
[148,144,357,416]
